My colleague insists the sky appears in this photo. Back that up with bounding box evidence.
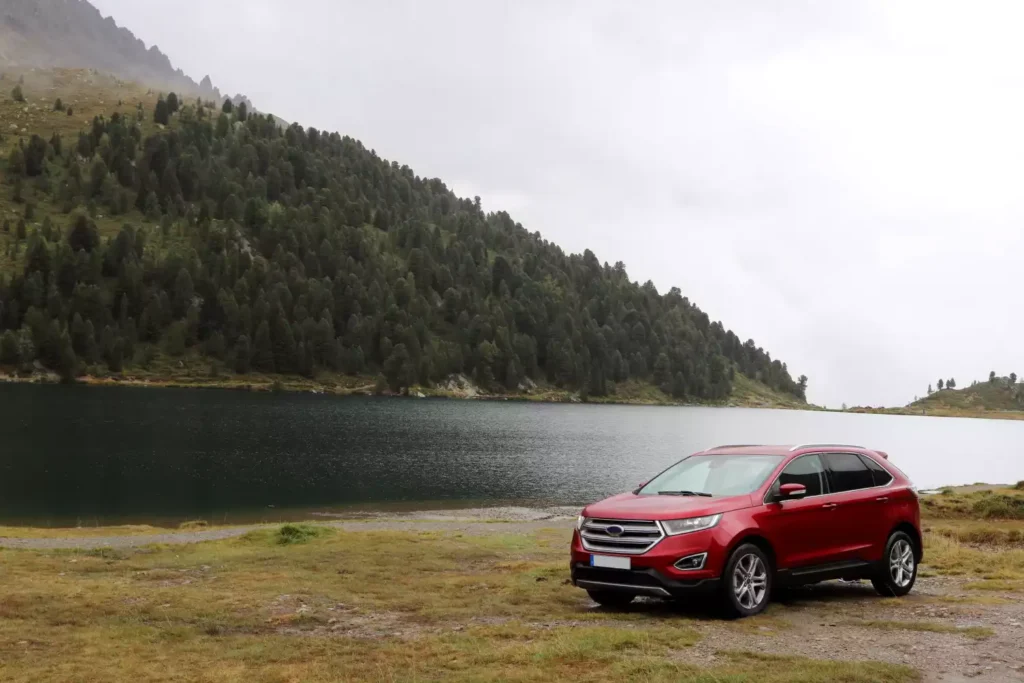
[89,0,1024,408]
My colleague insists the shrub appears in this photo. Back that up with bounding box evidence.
[1015,481,1024,490]
[11,84,24,102]
[972,494,1024,520]
[276,523,328,545]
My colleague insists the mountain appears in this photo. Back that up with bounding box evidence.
[0,0,231,104]
[0,8,808,405]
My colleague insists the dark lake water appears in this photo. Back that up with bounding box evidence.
[1,384,1022,526]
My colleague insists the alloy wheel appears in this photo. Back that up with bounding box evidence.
[889,539,915,587]
[732,553,768,610]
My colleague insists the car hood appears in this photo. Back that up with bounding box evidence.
[582,492,754,521]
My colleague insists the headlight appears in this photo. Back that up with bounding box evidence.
[576,515,586,530]
[661,514,721,536]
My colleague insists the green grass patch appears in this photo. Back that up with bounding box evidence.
[275,523,331,545]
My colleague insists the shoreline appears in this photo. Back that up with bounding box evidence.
[0,370,813,411]
[6,371,1023,419]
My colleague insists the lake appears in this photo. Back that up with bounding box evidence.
[1,384,1022,526]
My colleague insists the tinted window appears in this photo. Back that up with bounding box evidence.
[859,455,894,486]
[824,452,875,492]
[777,454,826,496]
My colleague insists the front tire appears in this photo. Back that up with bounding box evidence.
[586,589,635,608]
[721,543,772,617]
[872,531,917,597]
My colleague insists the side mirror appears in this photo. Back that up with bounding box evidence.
[778,483,807,501]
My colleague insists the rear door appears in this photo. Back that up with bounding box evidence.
[822,452,883,562]
[754,454,833,569]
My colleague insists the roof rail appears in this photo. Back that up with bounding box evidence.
[705,444,765,451]
[789,443,865,452]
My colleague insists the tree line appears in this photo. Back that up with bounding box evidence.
[0,93,807,401]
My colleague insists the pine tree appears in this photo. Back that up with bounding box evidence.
[166,92,179,114]
[154,97,170,125]
[67,212,99,252]
[252,321,274,371]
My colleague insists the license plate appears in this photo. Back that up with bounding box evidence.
[590,554,631,570]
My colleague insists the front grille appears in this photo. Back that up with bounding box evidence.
[580,518,664,555]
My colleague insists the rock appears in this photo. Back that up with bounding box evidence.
[414,391,425,398]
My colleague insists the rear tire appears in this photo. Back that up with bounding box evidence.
[871,531,917,597]
[721,543,772,618]
[586,589,635,608]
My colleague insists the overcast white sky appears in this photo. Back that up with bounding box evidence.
[89,0,1022,408]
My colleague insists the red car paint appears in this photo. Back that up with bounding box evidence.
[570,444,921,610]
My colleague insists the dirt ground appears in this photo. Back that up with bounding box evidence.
[2,508,1022,682]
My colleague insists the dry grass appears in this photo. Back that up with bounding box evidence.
[920,487,1024,521]
[850,620,993,640]
[0,525,918,682]
[921,533,1024,580]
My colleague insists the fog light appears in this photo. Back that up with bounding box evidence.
[674,552,707,571]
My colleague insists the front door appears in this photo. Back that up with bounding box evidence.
[755,453,834,569]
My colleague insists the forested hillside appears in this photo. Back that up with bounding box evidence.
[0,68,808,403]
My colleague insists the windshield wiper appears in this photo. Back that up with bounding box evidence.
[657,490,713,497]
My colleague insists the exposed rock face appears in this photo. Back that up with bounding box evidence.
[0,0,221,101]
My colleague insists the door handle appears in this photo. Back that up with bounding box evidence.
[875,496,889,502]
[821,503,838,509]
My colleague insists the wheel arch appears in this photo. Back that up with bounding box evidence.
[726,533,777,572]
[890,521,923,562]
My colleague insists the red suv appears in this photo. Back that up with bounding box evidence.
[570,444,921,617]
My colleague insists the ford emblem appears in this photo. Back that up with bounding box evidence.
[606,524,625,537]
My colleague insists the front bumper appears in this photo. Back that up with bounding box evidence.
[571,563,720,598]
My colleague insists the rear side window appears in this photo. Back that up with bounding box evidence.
[778,454,827,496]
[824,452,875,493]
[859,455,894,486]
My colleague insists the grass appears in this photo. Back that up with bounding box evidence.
[850,619,993,640]
[0,525,918,683]
[273,523,331,545]
[963,580,1024,592]
[920,486,1024,521]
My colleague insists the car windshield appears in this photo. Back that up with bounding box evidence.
[638,454,784,497]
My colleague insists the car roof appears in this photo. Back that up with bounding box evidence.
[700,444,887,459]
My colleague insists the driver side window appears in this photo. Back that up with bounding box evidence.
[777,454,826,497]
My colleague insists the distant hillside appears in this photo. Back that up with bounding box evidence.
[0,61,809,405]
[848,375,1024,420]
[0,0,247,107]
[909,376,1024,413]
